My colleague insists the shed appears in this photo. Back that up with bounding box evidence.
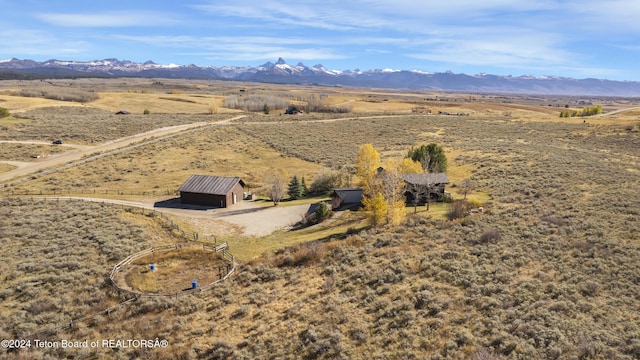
[331,188,363,210]
[285,106,302,115]
[178,175,245,208]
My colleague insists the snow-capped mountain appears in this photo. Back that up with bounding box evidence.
[2,57,640,96]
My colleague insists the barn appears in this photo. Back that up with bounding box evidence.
[178,175,245,208]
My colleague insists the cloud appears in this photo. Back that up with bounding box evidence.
[112,34,347,62]
[0,29,88,56]
[36,11,179,27]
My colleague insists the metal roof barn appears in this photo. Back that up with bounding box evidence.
[178,175,245,208]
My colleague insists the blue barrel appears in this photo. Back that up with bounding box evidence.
[150,263,155,271]
[192,280,198,289]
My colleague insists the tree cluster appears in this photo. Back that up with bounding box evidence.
[287,175,308,200]
[559,105,602,118]
[406,143,448,173]
[356,144,446,226]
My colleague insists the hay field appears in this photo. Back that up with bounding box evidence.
[1,79,639,359]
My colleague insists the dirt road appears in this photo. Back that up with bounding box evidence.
[0,116,243,184]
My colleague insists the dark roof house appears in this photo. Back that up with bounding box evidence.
[179,175,245,208]
[403,173,450,203]
[403,173,450,186]
[331,188,364,210]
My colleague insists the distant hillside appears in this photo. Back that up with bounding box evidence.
[2,57,640,96]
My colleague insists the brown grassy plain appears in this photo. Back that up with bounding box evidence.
[0,78,639,359]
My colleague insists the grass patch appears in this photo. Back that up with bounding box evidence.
[0,162,17,172]
[7,125,323,195]
[230,210,368,262]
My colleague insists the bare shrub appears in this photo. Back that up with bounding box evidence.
[479,229,501,244]
[309,169,351,194]
[446,200,472,220]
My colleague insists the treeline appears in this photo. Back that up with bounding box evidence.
[223,94,352,113]
[223,94,290,112]
[560,105,602,118]
[4,88,99,102]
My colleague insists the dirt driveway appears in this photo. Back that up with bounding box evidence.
[211,201,311,237]
[48,196,311,237]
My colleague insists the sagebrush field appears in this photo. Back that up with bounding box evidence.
[0,78,639,359]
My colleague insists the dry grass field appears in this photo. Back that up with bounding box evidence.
[0,78,639,359]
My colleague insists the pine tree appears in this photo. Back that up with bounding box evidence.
[288,175,302,200]
[300,176,308,197]
[313,201,333,223]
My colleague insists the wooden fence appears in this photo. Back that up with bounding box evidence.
[109,243,236,298]
[4,189,178,196]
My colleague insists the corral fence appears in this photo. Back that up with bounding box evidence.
[12,196,239,341]
[109,242,236,298]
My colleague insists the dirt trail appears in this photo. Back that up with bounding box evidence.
[0,116,243,184]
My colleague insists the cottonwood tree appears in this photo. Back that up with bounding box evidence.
[362,192,387,226]
[356,144,385,225]
[356,145,417,226]
[355,143,381,195]
[407,143,448,173]
[267,170,288,205]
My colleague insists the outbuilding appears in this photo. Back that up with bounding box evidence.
[331,188,363,210]
[178,175,245,208]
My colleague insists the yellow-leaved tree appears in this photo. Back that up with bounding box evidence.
[356,144,416,226]
[362,192,387,226]
[355,144,384,226]
[355,143,381,195]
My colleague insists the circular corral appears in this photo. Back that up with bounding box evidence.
[110,243,235,297]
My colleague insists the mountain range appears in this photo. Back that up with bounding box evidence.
[2,57,640,96]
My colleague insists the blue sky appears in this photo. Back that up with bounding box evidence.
[2,0,640,80]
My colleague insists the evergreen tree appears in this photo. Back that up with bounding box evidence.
[300,176,308,197]
[313,201,333,223]
[288,175,303,200]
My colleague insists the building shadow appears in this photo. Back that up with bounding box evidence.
[153,198,216,211]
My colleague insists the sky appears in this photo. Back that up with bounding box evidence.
[2,0,640,81]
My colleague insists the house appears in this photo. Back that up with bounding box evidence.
[178,175,245,208]
[285,106,302,115]
[331,188,363,210]
[403,173,450,204]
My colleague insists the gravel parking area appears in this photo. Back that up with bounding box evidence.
[211,201,311,237]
